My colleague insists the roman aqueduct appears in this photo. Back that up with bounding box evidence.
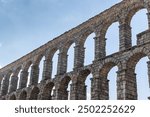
[0,0,150,100]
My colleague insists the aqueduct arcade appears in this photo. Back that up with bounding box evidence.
[0,0,150,100]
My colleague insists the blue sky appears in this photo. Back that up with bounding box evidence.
[0,0,122,66]
[0,0,149,100]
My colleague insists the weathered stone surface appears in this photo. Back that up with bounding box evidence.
[0,0,150,100]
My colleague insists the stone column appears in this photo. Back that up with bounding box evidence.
[0,74,10,96]
[147,61,150,88]
[57,52,68,75]
[99,77,109,100]
[40,92,52,100]
[18,70,28,89]
[70,81,86,100]
[74,44,85,69]
[29,65,39,86]
[52,81,70,100]
[117,69,137,100]
[8,75,18,93]
[119,23,132,51]
[42,59,52,81]
[147,13,150,29]
[53,89,69,100]
[92,72,109,100]
[144,0,150,27]
[70,82,77,100]
[91,70,110,100]
[91,77,100,100]
[94,35,106,60]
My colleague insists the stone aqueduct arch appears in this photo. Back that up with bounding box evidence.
[0,0,150,100]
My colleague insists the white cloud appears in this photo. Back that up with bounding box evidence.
[0,65,2,69]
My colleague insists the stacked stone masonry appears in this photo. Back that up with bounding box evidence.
[0,0,150,100]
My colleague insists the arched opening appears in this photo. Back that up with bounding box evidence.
[8,71,20,93]
[51,86,55,100]
[5,72,14,94]
[77,69,92,100]
[60,76,71,100]
[42,82,54,100]
[67,81,72,100]
[9,73,13,86]
[29,87,40,100]
[131,9,148,46]
[17,70,22,89]
[107,66,118,100]
[9,94,16,100]
[38,56,45,83]
[84,33,95,65]
[4,71,12,94]
[99,61,118,100]
[13,67,21,89]
[85,73,92,100]
[67,43,75,72]
[19,90,27,100]
[27,65,32,87]
[21,61,32,88]
[52,50,59,78]
[135,57,150,100]
[106,22,119,55]
[126,51,150,100]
